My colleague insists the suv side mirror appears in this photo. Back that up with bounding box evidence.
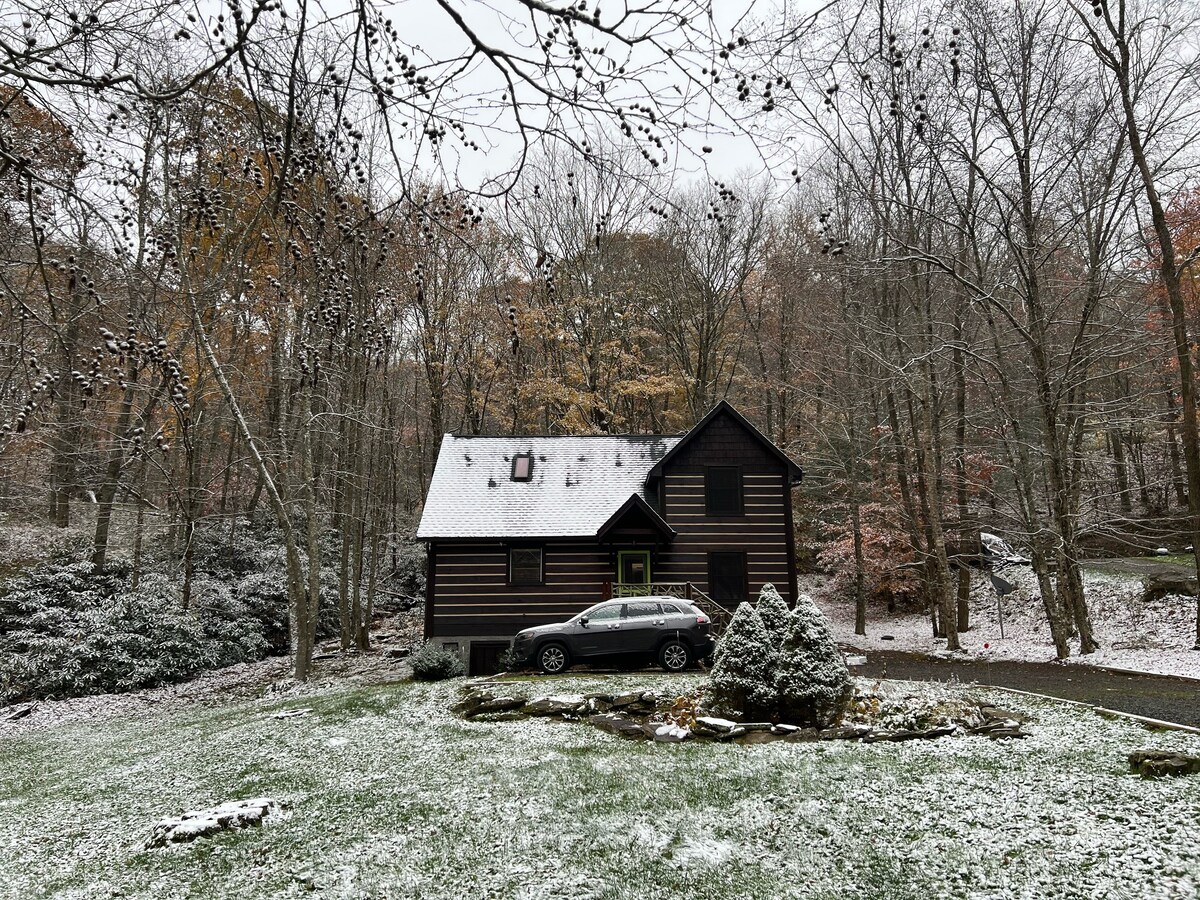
[579,615,589,628]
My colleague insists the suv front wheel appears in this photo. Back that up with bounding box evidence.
[658,639,691,672]
[537,642,571,674]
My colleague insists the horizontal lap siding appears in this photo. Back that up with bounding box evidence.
[431,541,609,637]
[657,413,794,603]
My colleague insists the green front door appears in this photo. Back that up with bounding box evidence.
[618,550,651,587]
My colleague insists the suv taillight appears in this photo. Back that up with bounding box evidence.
[696,614,710,625]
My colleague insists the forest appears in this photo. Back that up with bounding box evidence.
[1,0,1198,692]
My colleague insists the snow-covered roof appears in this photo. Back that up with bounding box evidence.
[417,434,682,540]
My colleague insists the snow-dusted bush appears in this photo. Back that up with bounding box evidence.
[0,561,218,701]
[774,593,852,728]
[408,642,465,681]
[702,602,776,720]
[387,538,427,612]
[182,518,340,653]
[0,557,279,702]
[755,582,790,646]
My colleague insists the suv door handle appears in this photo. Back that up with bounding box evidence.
[653,620,664,625]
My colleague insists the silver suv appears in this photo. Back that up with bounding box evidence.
[511,597,714,674]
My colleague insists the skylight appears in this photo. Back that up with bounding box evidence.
[511,453,533,481]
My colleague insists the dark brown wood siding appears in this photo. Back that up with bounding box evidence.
[653,410,794,605]
[430,541,613,637]
[427,409,798,637]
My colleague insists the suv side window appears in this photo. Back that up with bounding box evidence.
[624,601,660,619]
[586,605,621,622]
[659,602,682,614]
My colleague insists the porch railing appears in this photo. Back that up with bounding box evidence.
[603,581,732,635]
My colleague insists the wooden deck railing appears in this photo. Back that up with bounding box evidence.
[604,581,732,635]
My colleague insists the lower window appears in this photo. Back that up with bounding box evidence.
[708,551,747,604]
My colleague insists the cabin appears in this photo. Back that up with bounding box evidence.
[416,401,803,674]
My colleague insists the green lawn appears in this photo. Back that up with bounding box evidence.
[2,674,1199,899]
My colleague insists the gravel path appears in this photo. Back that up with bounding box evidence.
[857,651,1200,727]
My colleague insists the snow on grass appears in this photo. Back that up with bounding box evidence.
[2,671,1199,899]
[815,570,1200,679]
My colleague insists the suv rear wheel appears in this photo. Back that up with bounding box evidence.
[658,639,691,672]
[536,642,570,674]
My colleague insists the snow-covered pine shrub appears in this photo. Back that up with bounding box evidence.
[702,602,776,720]
[774,592,852,728]
[408,642,465,681]
[755,582,790,647]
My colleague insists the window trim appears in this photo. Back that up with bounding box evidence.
[705,465,745,517]
[617,549,652,585]
[507,544,544,586]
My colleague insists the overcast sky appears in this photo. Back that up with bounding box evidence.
[365,0,829,195]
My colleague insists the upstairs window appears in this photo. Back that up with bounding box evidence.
[705,466,744,516]
[509,546,543,585]
[511,453,533,481]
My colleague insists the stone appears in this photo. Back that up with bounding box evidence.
[733,730,784,745]
[783,728,821,742]
[818,724,874,741]
[881,726,956,742]
[271,708,313,720]
[453,692,528,718]
[978,705,1026,723]
[846,655,868,667]
[384,647,411,660]
[1128,750,1200,778]
[652,723,691,743]
[523,695,586,717]
[611,691,645,708]
[1142,572,1198,602]
[969,720,1029,739]
[694,716,739,735]
[587,714,648,739]
[147,798,277,849]
[2,703,35,723]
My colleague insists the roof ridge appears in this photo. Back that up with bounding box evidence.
[444,432,686,440]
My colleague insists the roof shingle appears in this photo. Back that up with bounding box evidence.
[416,434,681,539]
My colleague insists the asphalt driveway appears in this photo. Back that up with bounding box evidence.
[856,651,1200,728]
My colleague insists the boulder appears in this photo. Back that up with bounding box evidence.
[2,703,35,723]
[818,724,874,741]
[969,720,1029,739]
[587,714,649,739]
[147,798,277,848]
[452,692,528,718]
[651,723,691,743]
[782,728,821,742]
[523,695,586,717]
[1142,573,1198,602]
[1128,750,1200,778]
[693,716,739,736]
[271,708,313,720]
